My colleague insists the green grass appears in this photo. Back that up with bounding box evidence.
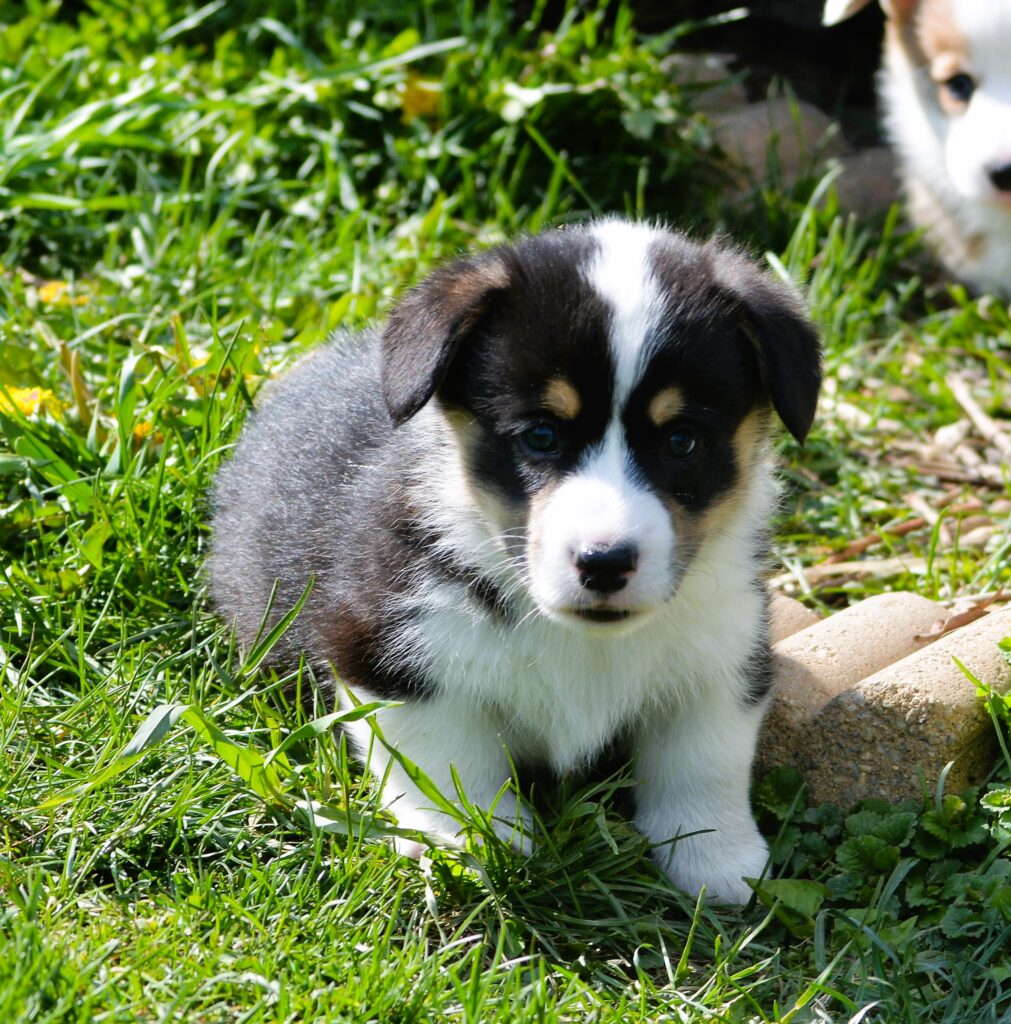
[2,1,1011,1020]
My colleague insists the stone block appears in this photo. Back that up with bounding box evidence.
[798,609,1011,806]
[663,52,747,112]
[759,592,950,777]
[831,146,899,217]
[712,98,850,188]
[758,596,1011,806]
[768,592,820,644]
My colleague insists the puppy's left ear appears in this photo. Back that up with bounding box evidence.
[718,259,822,444]
[822,0,874,25]
[380,252,511,426]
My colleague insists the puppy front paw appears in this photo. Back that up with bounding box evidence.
[652,829,769,906]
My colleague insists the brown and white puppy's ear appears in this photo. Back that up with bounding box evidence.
[823,0,875,24]
[823,0,920,25]
[380,252,511,426]
[715,257,823,444]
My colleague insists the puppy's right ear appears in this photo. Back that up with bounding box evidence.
[380,253,511,426]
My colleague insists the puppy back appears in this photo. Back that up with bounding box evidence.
[208,330,392,659]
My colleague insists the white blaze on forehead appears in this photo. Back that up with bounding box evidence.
[948,0,1011,102]
[523,221,677,618]
[950,0,1011,48]
[584,220,666,406]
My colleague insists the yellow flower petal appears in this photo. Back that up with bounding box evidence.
[38,281,68,304]
[401,74,442,122]
[38,280,90,306]
[0,386,65,418]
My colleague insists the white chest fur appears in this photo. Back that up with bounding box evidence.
[411,571,764,773]
[378,458,773,774]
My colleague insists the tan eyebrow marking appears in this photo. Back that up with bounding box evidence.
[541,377,582,420]
[930,52,968,84]
[648,386,684,427]
[920,0,969,69]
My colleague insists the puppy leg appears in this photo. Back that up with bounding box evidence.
[631,692,769,905]
[342,688,533,852]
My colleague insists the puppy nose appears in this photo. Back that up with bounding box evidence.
[574,544,638,594]
[987,160,1011,193]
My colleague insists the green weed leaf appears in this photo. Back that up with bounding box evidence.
[836,835,900,874]
[78,517,112,568]
[265,701,397,763]
[120,703,191,758]
[178,704,290,804]
[919,794,989,848]
[749,878,828,937]
[845,809,917,847]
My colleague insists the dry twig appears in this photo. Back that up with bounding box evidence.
[948,374,1011,457]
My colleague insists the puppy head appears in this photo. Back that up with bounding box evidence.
[916,0,1011,207]
[826,0,1011,208]
[381,221,821,632]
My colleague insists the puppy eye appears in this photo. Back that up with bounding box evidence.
[520,421,562,457]
[944,73,976,103]
[666,427,698,460]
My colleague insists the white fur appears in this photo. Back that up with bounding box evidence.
[635,691,770,905]
[342,686,533,851]
[528,429,676,624]
[525,220,678,624]
[822,0,872,25]
[585,220,665,404]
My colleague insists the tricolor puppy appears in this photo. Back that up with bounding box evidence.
[209,220,821,905]
[824,0,1011,295]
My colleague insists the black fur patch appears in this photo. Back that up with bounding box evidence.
[381,252,511,425]
[647,233,822,444]
[319,601,432,701]
[743,583,775,707]
[623,349,753,512]
[514,729,637,820]
[438,231,617,505]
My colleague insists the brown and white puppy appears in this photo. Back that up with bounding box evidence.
[209,220,821,905]
[824,0,1011,295]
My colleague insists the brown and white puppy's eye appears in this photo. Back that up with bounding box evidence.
[930,52,977,116]
[940,71,977,111]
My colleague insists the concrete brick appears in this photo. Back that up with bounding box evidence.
[758,592,949,777]
[663,52,747,112]
[832,146,899,217]
[797,608,1011,805]
[768,592,820,644]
